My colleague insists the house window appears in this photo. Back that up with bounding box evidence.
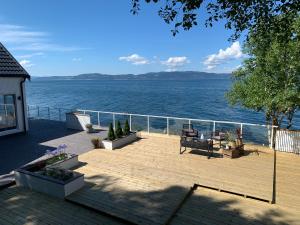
[0,94,17,131]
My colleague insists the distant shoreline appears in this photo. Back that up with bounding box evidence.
[31,71,231,80]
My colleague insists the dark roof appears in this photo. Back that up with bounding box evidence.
[0,42,30,79]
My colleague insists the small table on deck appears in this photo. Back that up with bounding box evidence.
[221,147,240,158]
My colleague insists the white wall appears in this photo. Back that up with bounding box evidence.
[0,77,28,136]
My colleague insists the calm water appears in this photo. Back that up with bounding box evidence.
[26,78,266,123]
[25,78,299,143]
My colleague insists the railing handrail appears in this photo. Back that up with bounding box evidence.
[75,108,277,128]
[27,104,277,128]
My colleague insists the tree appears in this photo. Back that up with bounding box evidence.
[226,14,300,129]
[124,119,130,135]
[131,0,300,38]
[108,123,116,140]
[115,121,123,138]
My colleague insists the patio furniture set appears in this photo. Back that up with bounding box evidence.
[179,124,244,159]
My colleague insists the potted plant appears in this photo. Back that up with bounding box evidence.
[124,119,130,135]
[15,166,84,199]
[108,123,116,140]
[225,131,237,149]
[115,121,123,138]
[102,120,137,150]
[91,137,102,149]
[85,123,93,133]
[45,144,79,170]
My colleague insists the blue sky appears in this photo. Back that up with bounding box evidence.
[0,1,244,76]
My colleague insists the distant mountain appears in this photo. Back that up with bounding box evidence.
[32,71,231,80]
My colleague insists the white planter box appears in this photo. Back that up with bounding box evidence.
[46,154,79,170]
[102,132,137,150]
[14,169,84,199]
[66,112,91,131]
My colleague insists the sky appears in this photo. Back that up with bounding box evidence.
[0,0,245,76]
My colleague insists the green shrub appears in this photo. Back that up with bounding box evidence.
[115,121,123,138]
[225,131,236,142]
[124,119,130,135]
[91,137,101,149]
[108,123,115,140]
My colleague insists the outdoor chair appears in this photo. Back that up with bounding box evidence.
[182,124,198,138]
[211,130,225,147]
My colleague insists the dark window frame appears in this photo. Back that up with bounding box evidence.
[0,94,17,132]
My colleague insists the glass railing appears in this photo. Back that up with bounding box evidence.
[27,105,276,147]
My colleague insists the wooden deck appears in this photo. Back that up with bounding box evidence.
[0,186,123,225]
[1,132,300,225]
[172,187,300,225]
[74,133,275,201]
[66,133,300,224]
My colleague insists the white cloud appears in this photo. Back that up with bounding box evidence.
[72,57,82,62]
[16,52,44,59]
[203,42,243,70]
[19,59,34,68]
[161,56,190,70]
[0,23,86,52]
[11,43,86,52]
[119,54,149,65]
[0,24,47,44]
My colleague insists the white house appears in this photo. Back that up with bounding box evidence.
[0,42,30,137]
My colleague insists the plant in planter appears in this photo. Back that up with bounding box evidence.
[102,121,137,150]
[40,168,74,182]
[45,144,68,165]
[91,137,102,149]
[85,123,93,133]
[108,123,116,140]
[225,131,237,149]
[124,119,130,135]
[115,121,123,138]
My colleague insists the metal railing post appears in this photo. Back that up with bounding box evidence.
[97,112,100,127]
[188,119,191,129]
[167,117,169,135]
[240,123,243,137]
[58,108,61,121]
[129,114,132,131]
[48,107,50,119]
[113,113,115,129]
[213,121,216,133]
[147,116,150,133]
[37,106,40,118]
[270,126,274,149]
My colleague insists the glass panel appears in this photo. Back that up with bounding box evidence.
[114,114,130,129]
[0,95,17,131]
[149,117,167,134]
[191,120,214,138]
[243,125,269,145]
[214,122,240,134]
[98,113,113,128]
[131,115,147,132]
[168,118,189,135]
